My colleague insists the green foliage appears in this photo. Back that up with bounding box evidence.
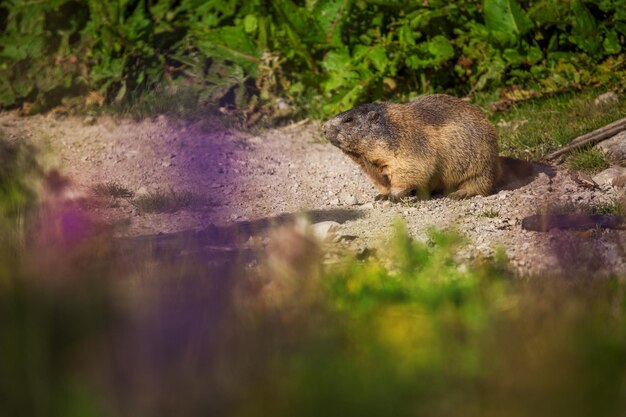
[566,145,610,172]
[1,0,626,116]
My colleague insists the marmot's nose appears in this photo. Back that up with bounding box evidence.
[322,121,330,136]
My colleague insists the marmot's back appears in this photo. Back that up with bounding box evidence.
[322,94,501,201]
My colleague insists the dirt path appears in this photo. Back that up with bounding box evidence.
[2,111,625,276]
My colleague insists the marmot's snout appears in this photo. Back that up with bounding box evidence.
[322,118,342,147]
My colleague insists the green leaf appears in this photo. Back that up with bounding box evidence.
[407,36,455,70]
[311,0,347,47]
[243,14,258,34]
[569,0,601,56]
[115,82,127,102]
[484,0,533,39]
[196,26,260,75]
[603,30,621,55]
[321,49,351,73]
[474,57,506,91]
[368,44,389,72]
[0,78,16,107]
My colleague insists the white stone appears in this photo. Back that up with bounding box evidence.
[592,166,626,188]
[594,92,619,106]
[596,131,626,166]
[135,186,149,197]
[311,221,341,242]
[342,194,358,205]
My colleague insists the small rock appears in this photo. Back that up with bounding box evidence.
[594,92,619,106]
[596,131,626,166]
[593,166,626,188]
[361,202,374,209]
[536,172,549,182]
[381,201,391,208]
[311,221,341,242]
[136,186,149,197]
[248,136,263,145]
[161,161,172,168]
[329,198,340,206]
[276,98,291,111]
[343,194,358,205]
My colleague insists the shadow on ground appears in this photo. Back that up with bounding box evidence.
[495,157,556,192]
[114,208,366,262]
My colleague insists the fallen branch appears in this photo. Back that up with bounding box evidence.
[545,116,626,163]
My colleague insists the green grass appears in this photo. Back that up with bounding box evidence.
[92,181,134,199]
[593,199,625,216]
[488,89,626,161]
[540,199,624,216]
[132,189,209,213]
[479,209,500,218]
[566,146,610,173]
[4,216,626,417]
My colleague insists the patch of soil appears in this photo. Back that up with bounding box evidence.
[2,111,625,276]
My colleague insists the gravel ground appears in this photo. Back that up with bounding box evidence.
[2,110,625,276]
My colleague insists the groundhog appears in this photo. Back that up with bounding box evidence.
[322,94,508,201]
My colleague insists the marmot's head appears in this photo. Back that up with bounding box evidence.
[322,103,392,154]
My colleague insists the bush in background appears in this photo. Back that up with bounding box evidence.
[1,0,626,116]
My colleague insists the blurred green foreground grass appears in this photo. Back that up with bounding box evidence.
[3,216,626,417]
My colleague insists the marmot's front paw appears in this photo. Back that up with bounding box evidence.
[374,193,389,201]
[448,189,474,200]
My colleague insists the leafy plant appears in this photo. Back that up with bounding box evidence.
[1,0,626,117]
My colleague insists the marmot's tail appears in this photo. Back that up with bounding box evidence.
[496,156,535,189]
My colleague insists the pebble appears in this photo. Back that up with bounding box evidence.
[135,186,149,197]
[593,166,626,188]
[594,91,619,106]
[595,131,626,166]
[343,195,358,205]
[311,221,341,242]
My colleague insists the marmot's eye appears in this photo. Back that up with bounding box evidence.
[343,116,353,124]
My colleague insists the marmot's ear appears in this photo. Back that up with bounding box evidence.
[367,111,379,122]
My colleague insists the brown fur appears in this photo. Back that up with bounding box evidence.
[322,94,505,201]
